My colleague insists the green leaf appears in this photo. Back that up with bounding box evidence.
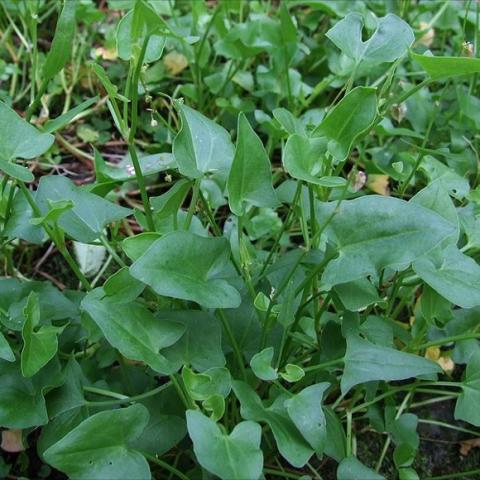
[318,195,457,289]
[337,456,385,480]
[130,231,241,308]
[334,278,382,312]
[151,179,192,219]
[122,232,161,261]
[31,199,74,226]
[279,364,305,383]
[0,360,48,428]
[455,351,480,426]
[34,175,132,243]
[173,103,234,181]
[116,8,165,63]
[0,102,54,181]
[186,410,263,480]
[250,347,278,381]
[158,310,226,372]
[327,13,414,66]
[413,245,480,309]
[341,335,441,394]
[103,267,145,303]
[44,97,98,133]
[232,380,314,467]
[312,87,377,161]
[411,51,480,79]
[81,288,184,374]
[182,366,231,401]
[21,292,63,377]
[227,113,277,216]
[283,135,331,185]
[0,332,14,362]
[285,383,329,455]
[44,404,151,480]
[42,0,76,81]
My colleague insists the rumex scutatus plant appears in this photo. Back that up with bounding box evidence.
[1,1,480,479]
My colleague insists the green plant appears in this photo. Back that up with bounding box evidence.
[1,1,480,479]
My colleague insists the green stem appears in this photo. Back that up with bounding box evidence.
[84,382,171,407]
[303,357,343,373]
[217,309,246,380]
[100,234,127,268]
[426,469,480,480]
[19,183,92,290]
[127,145,155,231]
[126,36,155,232]
[25,78,48,121]
[143,453,190,480]
[407,332,480,351]
[418,418,480,437]
[184,178,201,230]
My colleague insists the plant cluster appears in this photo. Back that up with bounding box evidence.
[1,1,480,479]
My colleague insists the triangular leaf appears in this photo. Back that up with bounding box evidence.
[227,113,277,216]
[186,410,263,480]
[44,404,151,480]
[130,231,241,308]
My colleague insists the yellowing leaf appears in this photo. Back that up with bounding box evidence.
[1,429,24,452]
[367,174,390,195]
[164,51,188,75]
[425,346,440,362]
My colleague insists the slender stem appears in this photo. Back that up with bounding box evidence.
[84,382,171,407]
[217,309,246,380]
[143,453,190,480]
[126,36,155,231]
[426,469,480,480]
[418,418,480,437]
[127,145,155,231]
[18,183,91,290]
[303,358,343,373]
[100,234,127,268]
[184,178,201,230]
[25,78,48,121]
[407,332,480,351]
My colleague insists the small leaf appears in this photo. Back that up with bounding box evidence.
[233,380,314,467]
[173,103,234,181]
[413,245,480,309]
[341,335,441,394]
[103,267,145,303]
[44,404,151,480]
[44,97,99,133]
[81,289,184,374]
[279,364,305,383]
[42,0,76,81]
[186,410,263,480]
[285,383,329,455]
[312,87,377,161]
[411,51,480,79]
[455,351,480,426]
[0,102,54,181]
[130,231,241,308]
[250,347,278,381]
[227,113,277,216]
[282,134,329,185]
[0,360,48,428]
[34,176,131,243]
[0,332,15,362]
[337,456,385,480]
[21,293,63,378]
[327,13,414,67]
